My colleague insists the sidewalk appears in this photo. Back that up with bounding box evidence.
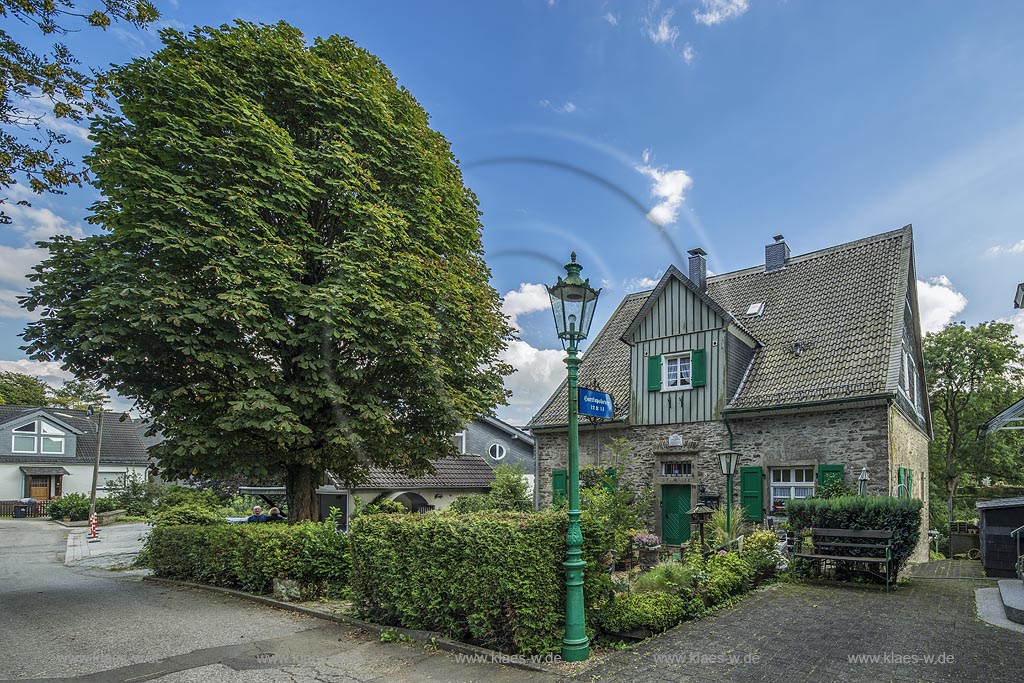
[64,521,150,569]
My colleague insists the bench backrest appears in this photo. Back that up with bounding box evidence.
[812,528,892,540]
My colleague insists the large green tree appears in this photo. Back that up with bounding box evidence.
[0,1,159,222]
[22,21,514,521]
[924,321,1024,527]
[0,370,48,404]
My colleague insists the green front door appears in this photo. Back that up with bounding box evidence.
[661,484,691,545]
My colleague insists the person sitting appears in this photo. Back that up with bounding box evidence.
[247,505,268,523]
[265,507,286,522]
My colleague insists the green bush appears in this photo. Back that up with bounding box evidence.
[349,510,605,655]
[152,503,224,527]
[145,521,349,597]
[785,495,923,574]
[448,493,501,513]
[357,497,408,515]
[158,485,223,512]
[596,592,689,634]
[704,551,750,603]
[104,471,165,516]
[489,463,530,510]
[49,493,90,520]
[742,529,782,575]
[632,561,699,597]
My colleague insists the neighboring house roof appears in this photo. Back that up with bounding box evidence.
[979,397,1024,438]
[0,405,149,466]
[530,291,649,428]
[529,226,921,427]
[976,496,1024,510]
[478,415,535,447]
[359,454,495,490]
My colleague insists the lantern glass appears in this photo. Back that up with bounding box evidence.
[548,253,601,348]
[718,450,739,475]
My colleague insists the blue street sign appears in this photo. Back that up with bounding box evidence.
[579,387,614,419]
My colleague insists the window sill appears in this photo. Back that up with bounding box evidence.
[661,385,693,393]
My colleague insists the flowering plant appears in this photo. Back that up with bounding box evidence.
[631,532,661,549]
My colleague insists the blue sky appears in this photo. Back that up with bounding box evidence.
[2,1,1023,423]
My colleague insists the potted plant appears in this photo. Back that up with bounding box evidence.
[632,532,661,570]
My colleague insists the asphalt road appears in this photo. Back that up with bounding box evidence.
[0,518,559,683]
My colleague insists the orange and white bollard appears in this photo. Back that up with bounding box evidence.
[89,513,99,540]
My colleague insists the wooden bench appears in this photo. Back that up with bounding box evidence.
[791,528,894,591]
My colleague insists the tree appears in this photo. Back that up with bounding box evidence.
[50,377,107,409]
[22,22,513,522]
[924,322,1024,528]
[0,370,48,404]
[0,1,159,222]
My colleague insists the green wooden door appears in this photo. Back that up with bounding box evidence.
[661,484,691,545]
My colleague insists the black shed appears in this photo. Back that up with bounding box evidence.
[976,497,1024,578]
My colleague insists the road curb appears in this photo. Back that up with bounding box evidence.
[141,576,559,674]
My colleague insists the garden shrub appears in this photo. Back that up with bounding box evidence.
[786,495,923,573]
[597,592,689,634]
[104,471,164,516]
[349,510,606,655]
[742,529,783,575]
[704,551,749,603]
[145,521,349,598]
[152,503,224,527]
[158,485,223,512]
[631,561,699,597]
[448,493,501,513]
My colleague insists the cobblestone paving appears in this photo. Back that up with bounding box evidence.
[582,574,1024,683]
[907,559,989,579]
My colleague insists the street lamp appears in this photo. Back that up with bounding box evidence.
[717,450,741,532]
[858,466,869,496]
[547,252,600,663]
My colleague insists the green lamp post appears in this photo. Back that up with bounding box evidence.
[547,252,601,663]
[717,450,740,532]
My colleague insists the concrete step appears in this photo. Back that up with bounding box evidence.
[997,579,1024,625]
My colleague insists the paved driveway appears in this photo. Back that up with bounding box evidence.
[584,568,1024,683]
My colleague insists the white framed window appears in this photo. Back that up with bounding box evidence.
[899,329,922,415]
[10,420,65,455]
[453,431,466,454]
[663,352,692,391]
[662,462,692,477]
[770,467,815,510]
[488,443,506,460]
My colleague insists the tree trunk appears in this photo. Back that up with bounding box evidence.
[285,462,319,523]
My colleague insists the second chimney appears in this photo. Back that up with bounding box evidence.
[765,234,790,272]
[688,248,707,292]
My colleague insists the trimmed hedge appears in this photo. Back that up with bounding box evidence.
[146,522,349,597]
[596,592,690,634]
[49,493,119,521]
[349,510,605,656]
[786,495,923,573]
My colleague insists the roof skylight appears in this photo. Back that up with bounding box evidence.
[744,302,766,317]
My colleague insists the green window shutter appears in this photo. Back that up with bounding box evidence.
[691,349,707,387]
[647,355,662,391]
[740,466,763,522]
[817,464,844,486]
[552,469,567,506]
[907,468,914,499]
[897,467,908,499]
[603,467,618,493]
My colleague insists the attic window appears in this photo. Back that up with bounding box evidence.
[744,302,766,317]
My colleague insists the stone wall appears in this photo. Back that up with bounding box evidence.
[887,405,931,562]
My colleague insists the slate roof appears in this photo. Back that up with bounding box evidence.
[529,227,916,427]
[0,405,150,466]
[529,291,649,427]
[359,454,495,490]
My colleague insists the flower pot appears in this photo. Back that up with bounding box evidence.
[639,546,661,570]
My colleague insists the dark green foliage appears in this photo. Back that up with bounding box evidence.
[816,477,856,499]
[631,561,698,597]
[21,21,513,521]
[489,463,530,510]
[49,492,117,520]
[105,471,164,516]
[349,510,605,655]
[357,497,407,515]
[158,486,223,512]
[151,503,224,528]
[448,493,500,513]
[0,371,49,405]
[596,592,689,634]
[786,495,923,572]
[145,522,349,598]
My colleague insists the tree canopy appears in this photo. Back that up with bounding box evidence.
[924,321,1024,527]
[0,1,159,222]
[22,21,514,521]
[0,370,48,404]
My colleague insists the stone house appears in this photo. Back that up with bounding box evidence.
[529,227,931,561]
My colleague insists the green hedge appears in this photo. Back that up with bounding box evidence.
[146,522,349,597]
[786,495,923,573]
[49,493,119,521]
[596,592,690,634]
[349,510,605,656]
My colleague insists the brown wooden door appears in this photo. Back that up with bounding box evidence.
[29,476,50,500]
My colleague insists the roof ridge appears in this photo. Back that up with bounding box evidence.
[708,225,911,283]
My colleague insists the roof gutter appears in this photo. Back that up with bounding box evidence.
[722,392,894,416]
[528,416,629,432]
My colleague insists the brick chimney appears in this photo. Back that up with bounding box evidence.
[688,248,707,292]
[765,235,790,272]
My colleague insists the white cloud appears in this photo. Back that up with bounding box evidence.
[682,42,696,64]
[0,245,43,288]
[540,99,577,114]
[0,288,36,319]
[998,309,1024,345]
[644,5,679,46]
[496,340,565,426]
[624,275,661,292]
[694,0,750,26]
[16,97,91,144]
[502,283,551,330]
[917,276,968,334]
[986,239,1024,256]
[635,149,694,226]
[0,359,74,383]
[4,198,85,243]
[604,12,619,26]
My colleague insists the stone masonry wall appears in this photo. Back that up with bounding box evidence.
[888,405,931,563]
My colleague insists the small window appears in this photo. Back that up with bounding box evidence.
[663,353,692,390]
[40,437,65,454]
[488,443,506,460]
[40,422,64,435]
[744,302,766,317]
[13,422,36,433]
[12,435,37,453]
[769,467,815,511]
[453,431,466,455]
[662,462,692,477]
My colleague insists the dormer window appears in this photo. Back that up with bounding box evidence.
[11,419,66,455]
